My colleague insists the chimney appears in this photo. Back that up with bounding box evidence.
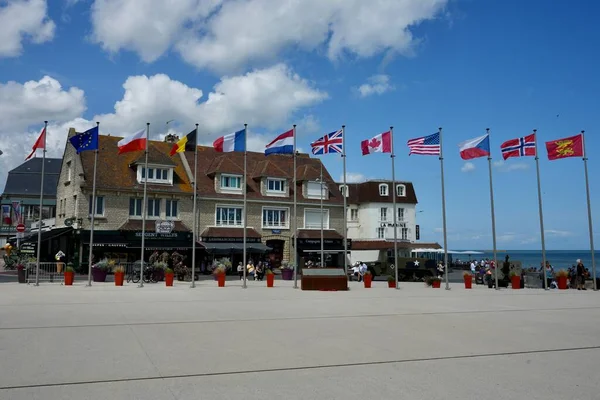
[164,134,179,143]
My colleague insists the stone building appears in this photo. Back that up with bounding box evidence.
[54,129,345,270]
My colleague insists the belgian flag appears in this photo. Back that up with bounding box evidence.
[169,128,197,156]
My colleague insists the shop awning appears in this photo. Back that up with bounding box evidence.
[21,227,73,243]
[198,242,271,253]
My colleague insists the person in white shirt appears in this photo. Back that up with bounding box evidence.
[470,261,476,274]
[359,262,368,282]
[352,263,360,281]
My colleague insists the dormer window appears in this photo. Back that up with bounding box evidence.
[396,184,406,197]
[138,166,173,184]
[266,178,285,194]
[220,174,242,192]
[379,184,388,196]
[307,181,327,199]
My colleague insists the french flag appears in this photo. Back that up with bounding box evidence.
[213,129,246,152]
[117,128,146,154]
[458,134,490,160]
[265,129,294,155]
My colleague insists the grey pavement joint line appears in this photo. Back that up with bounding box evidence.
[1,305,600,331]
[1,346,599,391]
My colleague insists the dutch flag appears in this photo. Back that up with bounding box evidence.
[265,129,294,155]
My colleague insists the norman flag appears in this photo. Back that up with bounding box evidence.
[310,129,343,155]
[546,134,584,160]
[500,134,536,160]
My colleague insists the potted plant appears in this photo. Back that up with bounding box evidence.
[64,266,75,286]
[509,270,521,289]
[556,269,569,290]
[425,276,442,288]
[16,263,26,284]
[463,272,473,289]
[113,265,125,286]
[165,267,174,287]
[153,261,167,281]
[387,276,396,288]
[92,259,110,282]
[280,262,294,280]
[363,271,372,288]
[213,265,226,287]
[266,269,275,287]
[174,262,188,281]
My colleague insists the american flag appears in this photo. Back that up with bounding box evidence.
[310,129,343,155]
[407,132,440,155]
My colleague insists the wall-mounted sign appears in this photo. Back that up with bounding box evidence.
[20,242,36,254]
[416,224,420,240]
[379,222,406,228]
[271,229,281,234]
[155,220,175,234]
[201,236,261,243]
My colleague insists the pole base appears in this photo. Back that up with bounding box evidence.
[85,283,92,287]
[190,283,196,288]
[137,283,144,288]
[445,286,451,291]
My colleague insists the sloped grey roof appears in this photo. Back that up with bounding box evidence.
[2,158,62,196]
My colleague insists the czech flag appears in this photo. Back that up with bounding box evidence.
[213,129,246,152]
[458,134,490,160]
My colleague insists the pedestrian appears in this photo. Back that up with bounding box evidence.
[237,262,244,280]
[576,259,586,290]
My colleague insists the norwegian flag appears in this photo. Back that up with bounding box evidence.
[310,129,343,155]
[500,133,536,160]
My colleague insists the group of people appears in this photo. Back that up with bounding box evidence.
[237,260,269,281]
[524,259,590,289]
[351,262,369,281]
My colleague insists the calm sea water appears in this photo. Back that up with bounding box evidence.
[455,250,600,271]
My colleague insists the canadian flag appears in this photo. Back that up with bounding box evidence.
[361,131,392,155]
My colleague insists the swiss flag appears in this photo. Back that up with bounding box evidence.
[361,131,392,155]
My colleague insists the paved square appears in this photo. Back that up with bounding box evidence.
[0,280,599,399]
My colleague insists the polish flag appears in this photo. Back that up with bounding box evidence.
[213,129,246,152]
[118,128,146,154]
[361,131,392,155]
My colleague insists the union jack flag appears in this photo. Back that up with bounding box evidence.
[500,133,536,160]
[310,129,343,155]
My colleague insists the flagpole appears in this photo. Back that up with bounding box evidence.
[34,121,48,287]
[293,124,298,289]
[390,126,399,289]
[533,129,548,291]
[486,128,499,290]
[438,127,450,290]
[320,161,324,267]
[581,130,597,291]
[86,121,100,287]
[242,124,248,289]
[138,123,150,288]
[342,125,348,277]
[190,123,199,288]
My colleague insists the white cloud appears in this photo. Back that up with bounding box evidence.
[0,76,86,131]
[342,173,366,183]
[0,0,55,58]
[545,229,573,238]
[357,75,394,97]
[0,65,326,192]
[461,162,475,173]
[494,159,529,172]
[91,0,448,72]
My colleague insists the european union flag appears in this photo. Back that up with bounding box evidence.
[69,126,99,153]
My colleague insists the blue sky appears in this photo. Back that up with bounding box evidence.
[0,0,598,250]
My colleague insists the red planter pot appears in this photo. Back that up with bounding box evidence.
[64,271,74,286]
[165,272,174,287]
[363,275,372,288]
[114,271,124,286]
[432,280,441,288]
[388,280,395,288]
[464,275,473,289]
[557,276,568,290]
[511,275,521,289]
[266,274,274,287]
[217,273,226,287]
